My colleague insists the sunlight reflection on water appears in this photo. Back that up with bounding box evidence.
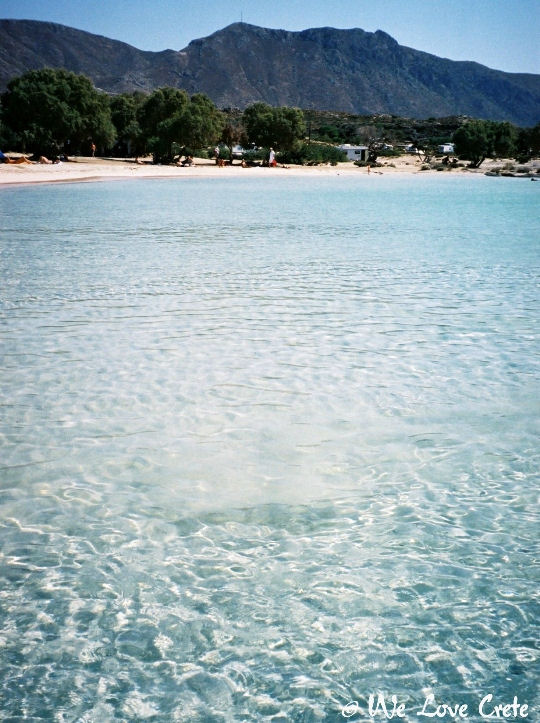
[0,175,538,720]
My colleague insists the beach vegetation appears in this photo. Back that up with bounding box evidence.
[0,107,15,150]
[515,122,540,162]
[242,103,305,151]
[137,87,189,162]
[313,123,343,143]
[1,68,116,156]
[219,118,248,164]
[179,93,225,150]
[453,119,518,167]
[492,121,518,158]
[278,142,347,165]
[109,92,146,157]
[236,148,267,164]
[0,68,535,167]
[242,103,276,149]
[299,110,466,150]
[137,87,224,163]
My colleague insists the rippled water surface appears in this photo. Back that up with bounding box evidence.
[0,175,538,721]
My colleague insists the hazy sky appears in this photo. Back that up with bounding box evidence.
[2,0,539,74]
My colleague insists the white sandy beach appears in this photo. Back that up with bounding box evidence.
[3,154,534,187]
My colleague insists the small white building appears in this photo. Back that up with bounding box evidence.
[437,143,455,154]
[336,144,370,161]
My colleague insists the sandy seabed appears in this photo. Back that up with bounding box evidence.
[2,154,532,187]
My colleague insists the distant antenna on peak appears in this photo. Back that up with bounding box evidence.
[241,11,243,23]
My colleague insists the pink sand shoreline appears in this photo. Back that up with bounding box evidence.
[1,155,536,188]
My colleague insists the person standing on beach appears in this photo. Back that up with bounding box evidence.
[269,148,276,167]
[214,145,220,165]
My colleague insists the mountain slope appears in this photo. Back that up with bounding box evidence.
[1,19,538,126]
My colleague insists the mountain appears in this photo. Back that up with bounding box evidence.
[1,19,539,126]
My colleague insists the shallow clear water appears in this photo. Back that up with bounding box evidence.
[0,174,538,721]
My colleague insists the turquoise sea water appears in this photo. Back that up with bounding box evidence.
[0,174,538,721]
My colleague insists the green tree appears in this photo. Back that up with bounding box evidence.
[137,87,189,162]
[492,121,518,159]
[138,88,223,163]
[243,103,305,151]
[316,124,342,143]
[109,92,145,156]
[516,122,540,162]
[0,107,6,148]
[1,68,116,156]
[138,87,188,137]
[271,106,306,150]
[453,120,492,167]
[220,119,246,163]
[453,119,518,168]
[175,93,224,149]
[242,103,275,148]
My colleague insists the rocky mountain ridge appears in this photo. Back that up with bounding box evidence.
[1,19,538,126]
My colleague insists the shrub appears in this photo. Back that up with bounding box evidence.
[354,160,381,167]
[240,148,267,163]
[278,143,346,165]
[376,148,402,157]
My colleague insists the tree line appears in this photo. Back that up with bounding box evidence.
[0,68,312,163]
[0,68,538,166]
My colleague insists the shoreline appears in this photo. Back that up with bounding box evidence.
[1,155,538,188]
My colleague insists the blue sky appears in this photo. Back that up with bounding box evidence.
[1,0,539,74]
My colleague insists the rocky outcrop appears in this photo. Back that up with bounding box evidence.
[1,20,538,126]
